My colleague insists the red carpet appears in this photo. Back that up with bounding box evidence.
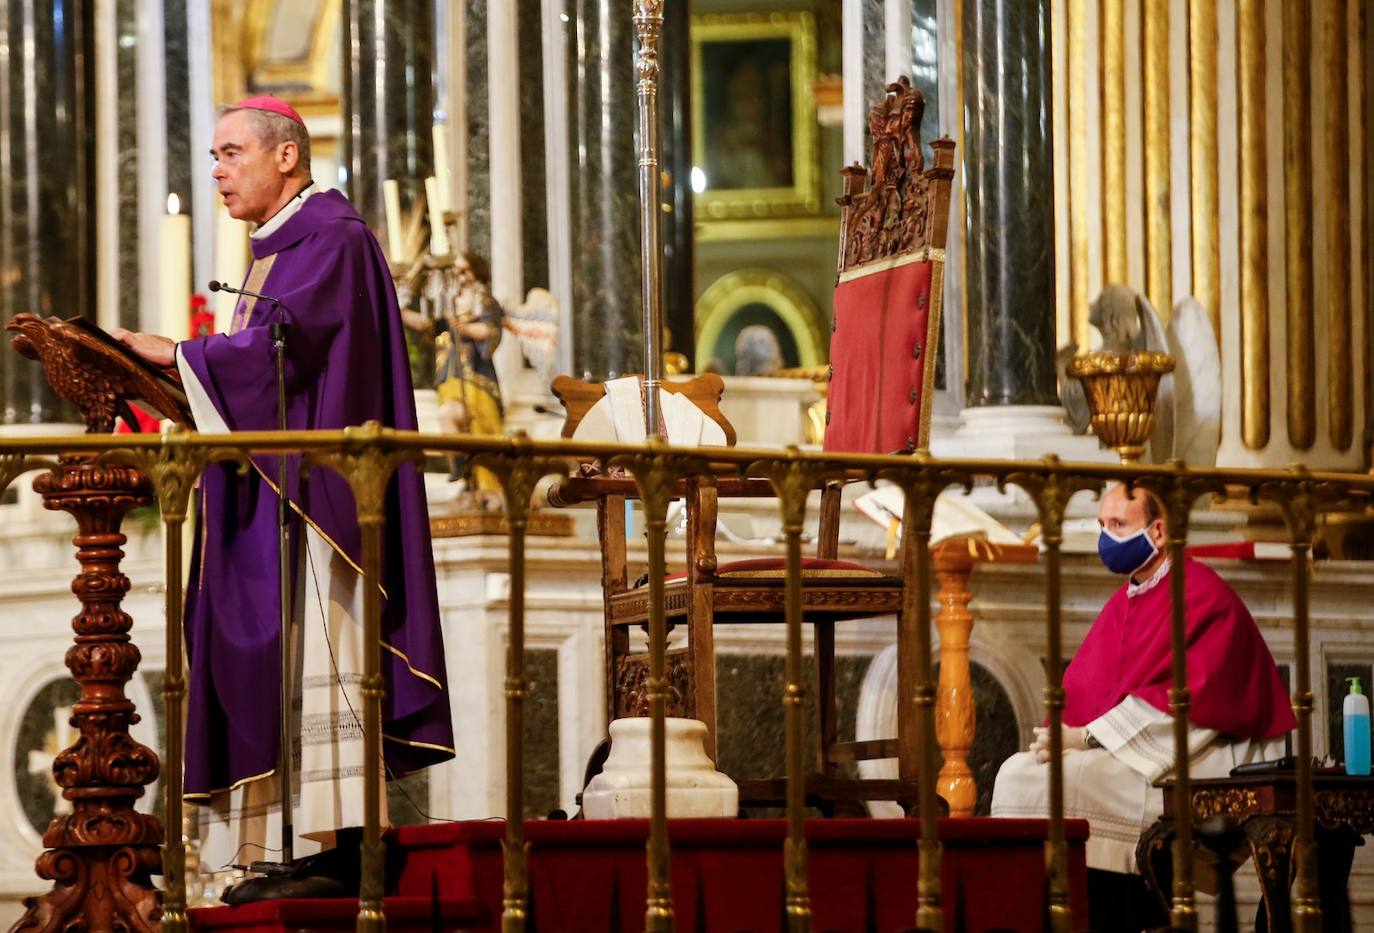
[190,817,1089,932]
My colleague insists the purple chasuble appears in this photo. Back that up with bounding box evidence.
[179,189,453,798]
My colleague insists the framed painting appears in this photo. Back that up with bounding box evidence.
[690,11,819,219]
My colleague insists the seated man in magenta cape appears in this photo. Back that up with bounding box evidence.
[991,483,1293,932]
[117,95,453,865]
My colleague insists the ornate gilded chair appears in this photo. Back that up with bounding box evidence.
[550,77,954,812]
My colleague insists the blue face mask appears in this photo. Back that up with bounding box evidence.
[1098,525,1159,576]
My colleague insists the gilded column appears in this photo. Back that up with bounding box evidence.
[341,0,436,232]
[1141,0,1171,317]
[0,0,96,424]
[1066,0,1095,348]
[1283,0,1315,450]
[1099,0,1127,284]
[962,0,1059,407]
[1236,0,1269,450]
[1187,0,1220,336]
[1324,0,1353,452]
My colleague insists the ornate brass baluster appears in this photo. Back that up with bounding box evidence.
[473,444,576,933]
[1256,470,1350,932]
[307,424,422,933]
[1137,467,1225,932]
[111,432,224,933]
[1002,460,1101,932]
[611,445,710,932]
[878,460,973,932]
[747,452,839,930]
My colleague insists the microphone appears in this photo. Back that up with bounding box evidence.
[208,279,279,304]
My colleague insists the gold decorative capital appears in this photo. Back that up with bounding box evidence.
[1067,351,1175,464]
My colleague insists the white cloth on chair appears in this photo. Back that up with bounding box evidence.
[573,376,728,447]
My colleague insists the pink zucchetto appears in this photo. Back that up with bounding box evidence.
[231,95,305,126]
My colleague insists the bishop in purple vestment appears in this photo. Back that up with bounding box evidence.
[117,97,453,854]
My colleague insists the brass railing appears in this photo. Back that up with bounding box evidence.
[1,425,1363,933]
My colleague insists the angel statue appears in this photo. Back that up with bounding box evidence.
[1057,284,1222,467]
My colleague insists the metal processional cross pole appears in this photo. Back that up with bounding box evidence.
[635,0,665,442]
[633,3,673,933]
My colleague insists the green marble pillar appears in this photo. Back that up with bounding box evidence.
[565,0,690,379]
[0,0,96,424]
[961,0,1058,407]
[341,0,435,231]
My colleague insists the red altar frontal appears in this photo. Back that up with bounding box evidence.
[190,817,1089,932]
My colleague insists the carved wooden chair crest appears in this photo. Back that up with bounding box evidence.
[828,75,955,455]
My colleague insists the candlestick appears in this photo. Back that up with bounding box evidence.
[382,179,404,263]
[425,177,450,257]
[160,194,192,340]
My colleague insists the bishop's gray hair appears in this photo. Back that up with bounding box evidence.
[218,105,312,175]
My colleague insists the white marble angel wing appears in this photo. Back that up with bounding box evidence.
[1135,294,1175,464]
[1164,296,1221,467]
[502,287,560,383]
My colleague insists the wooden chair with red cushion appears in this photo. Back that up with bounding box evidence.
[549,76,955,813]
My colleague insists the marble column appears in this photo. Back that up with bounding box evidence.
[341,0,435,231]
[566,0,641,379]
[461,0,490,259]
[961,0,1058,407]
[562,0,691,379]
[518,0,548,293]
[0,0,97,425]
[659,0,693,369]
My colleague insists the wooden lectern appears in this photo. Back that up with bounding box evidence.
[6,314,190,933]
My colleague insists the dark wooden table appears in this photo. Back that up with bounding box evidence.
[1137,773,1374,932]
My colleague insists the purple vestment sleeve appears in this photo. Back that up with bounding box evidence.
[181,191,453,798]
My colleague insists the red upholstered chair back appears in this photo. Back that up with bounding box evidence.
[825,76,956,455]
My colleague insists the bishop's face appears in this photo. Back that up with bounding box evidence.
[210,110,291,225]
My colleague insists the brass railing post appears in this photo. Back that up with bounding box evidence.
[129,434,215,933]
[1004,460,1099,933]
[1260,470,1345,932]
[752,451,839,932]
[1139,467,1223,932]
[473,446,574,933]
[307,424,420,933]
[611,447,708,933]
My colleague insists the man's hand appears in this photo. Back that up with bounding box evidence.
[110,328,176,368]
[1029,726,1086,763]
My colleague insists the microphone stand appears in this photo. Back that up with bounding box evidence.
[271,320,293,869]
[213,285,347,902]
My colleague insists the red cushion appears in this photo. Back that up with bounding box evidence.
[825,259,937,454]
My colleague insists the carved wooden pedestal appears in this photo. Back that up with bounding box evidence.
[13,458,163,933]
[933,539,1038,817]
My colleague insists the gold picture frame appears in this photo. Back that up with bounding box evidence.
[690,11,819,220]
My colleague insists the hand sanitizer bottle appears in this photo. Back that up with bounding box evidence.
[1344,676,1371,776]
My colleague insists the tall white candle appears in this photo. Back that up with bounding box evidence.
[382,178,404,263]
[425,176,450,257]
[432,123,451,214]
[160,194,191,341]
[212,200,249,334]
